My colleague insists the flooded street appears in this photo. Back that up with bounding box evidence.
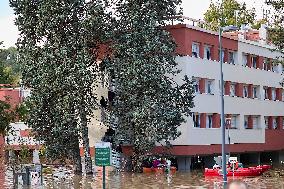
[2,166,284,189]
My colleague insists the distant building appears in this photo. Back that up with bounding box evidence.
[158,18,284,170]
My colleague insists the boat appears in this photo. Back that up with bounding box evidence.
[204,167,264,177]
[204,156,272,177]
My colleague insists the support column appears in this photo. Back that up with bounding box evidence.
[257,56,264,69]
[210,46,216,61]
[200,113,206,128]
[199,78,205,94]
[236,83,243,97]
[225,81,230,96]
[267,58,272,71]
[268,116,273,130]
[267,87,272,100]
[277,117,283,130]
[276,88,282,101]
[213,113,221,128]
[199,43,204,59]
[248,116,253,129]
[224,49,228,63]
[247,54,252,67]
[248,84,253,98]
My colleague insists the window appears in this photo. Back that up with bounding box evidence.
[253,86,258,99]
[193,113,200,128]
[242,54,248,66]
[244,116,248,129]
[273,117,277,129]
[252,56,257,68]
[192,78,199,93]
[272,62,279,73]
[231,116,237,129]
[204,45,211,60]
[265,117,269,129]
[206,80,214,94]
[252,116,258,129]
[283,117,284,129]
[282,90,284,101]
[264,87,268,99]
[243,85,248,97]
[230,84,236,96]
[263,58,269,71]
[206,114,213,128]
[228,51,235,64]
[192,43,200,58]
[272,88,276,101]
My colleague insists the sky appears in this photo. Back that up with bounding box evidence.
[0,0,268,48]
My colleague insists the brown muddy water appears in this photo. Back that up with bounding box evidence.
[2,167,284,189]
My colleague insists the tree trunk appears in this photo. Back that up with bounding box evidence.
[132,149,143,173]
[80,109,93,174]
[73,137,82,175]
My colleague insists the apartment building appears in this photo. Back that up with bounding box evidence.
[157,20,284,170]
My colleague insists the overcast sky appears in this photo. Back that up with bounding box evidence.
[0,0,268,48]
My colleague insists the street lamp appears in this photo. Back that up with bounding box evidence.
[219,25,239,185]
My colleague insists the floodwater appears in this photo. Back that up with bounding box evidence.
[2,167,284,189]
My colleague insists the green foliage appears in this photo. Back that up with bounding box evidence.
[204,0,256,31]
[267,0,284,53]
[252,19,268,30]
[15,101,29,122]
[0,44,20,85]
[104,0,194,171]
[9,0,109,173]
[19,146,31,164]
[0,98,14,136]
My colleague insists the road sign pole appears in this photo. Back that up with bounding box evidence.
[103,165,106,189]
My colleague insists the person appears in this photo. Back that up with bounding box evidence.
[227,180,248,189]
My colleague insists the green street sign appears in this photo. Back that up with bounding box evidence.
[95,142,111,166]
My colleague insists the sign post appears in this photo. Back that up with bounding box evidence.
[95,142,111,189]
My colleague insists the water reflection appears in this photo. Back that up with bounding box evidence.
[3,166,284,188]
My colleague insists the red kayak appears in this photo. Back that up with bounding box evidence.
[204,165,271,177]
[256,165,272,172]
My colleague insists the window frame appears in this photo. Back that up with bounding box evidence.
[206,114,213,128]
[243,85,248,98]
[204,45,212,60]
[252,56,257,68]
[193,113,200,128]
[192,42,200,58]
[230,83,236,97]
[228,51,235,64]
[206,79,214,94]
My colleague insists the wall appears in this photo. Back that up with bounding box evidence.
[170,56,284,146]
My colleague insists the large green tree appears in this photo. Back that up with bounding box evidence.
[204,0,256,31]
[104,0,194,171]
[10,0,109,174]
[267,0,284,53]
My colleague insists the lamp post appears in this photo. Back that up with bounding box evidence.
[219,25,238,186]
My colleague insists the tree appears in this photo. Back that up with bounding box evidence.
[10,0,109,174]
[266,0,284,53]
[0,43,19,85]
[204,0,256,31]
[104,0,194,172]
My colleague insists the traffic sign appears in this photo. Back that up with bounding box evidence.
[95,142,111,166]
